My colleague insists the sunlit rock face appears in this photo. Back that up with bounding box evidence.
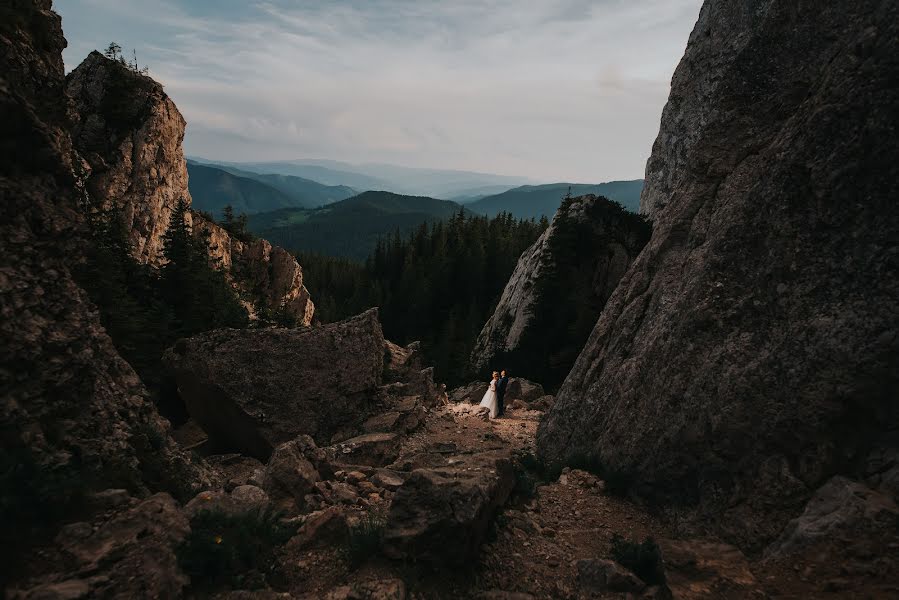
[539,0,899,551]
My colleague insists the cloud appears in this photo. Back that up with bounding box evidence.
[58,0,702,182]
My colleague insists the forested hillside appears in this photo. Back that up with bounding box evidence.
[249,191,469,260]
[467,180,644,219]
[298,210,548,384]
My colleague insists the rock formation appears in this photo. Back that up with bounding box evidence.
[193,216,314,324]
[538,0,899,551]
[163,309,387,458]
[66,50,190,265]
[0,1,213,563]
[66,51,314,325]
[471,194,650,389]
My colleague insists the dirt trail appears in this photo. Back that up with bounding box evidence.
[281,405,881,599]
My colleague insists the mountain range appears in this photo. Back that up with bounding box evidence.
[466,181,644,219]
[248,190,466,260]
[190,157,534,199]
[187,161,356,217]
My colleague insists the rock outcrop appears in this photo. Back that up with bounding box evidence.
[382,449,515,566]
[67,50,189,265]
[193,216,314,325]
[471,194,650,389]
[538,0,899,551]
[163,309,386,458]
[66,51,314,325]
[0,4,213,578]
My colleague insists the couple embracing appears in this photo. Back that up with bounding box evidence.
[479,369,509,419]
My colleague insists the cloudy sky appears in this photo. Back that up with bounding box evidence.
[58,0,702,183]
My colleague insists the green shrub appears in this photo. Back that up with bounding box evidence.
[343,510,386,568]
[177,507,294,591]
[610,534,666,585]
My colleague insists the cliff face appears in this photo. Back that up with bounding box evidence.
[538,0,899,551]
[471,195,649,389]
[0,0,214,526]
[66,52,314,324]
[193,216,315,325]
[67,51,189,265]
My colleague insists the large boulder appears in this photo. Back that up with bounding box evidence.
[538,0,899,551]
[164,309,386,458]
[382,450,515,565]
[471,194,650,389]
[0,4,213,585]
[11,493,191,599]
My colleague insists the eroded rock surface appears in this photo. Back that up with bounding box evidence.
[0,0,213,532]
[471,194,649,388]
[538,0,899,550]
[164,309,386,458]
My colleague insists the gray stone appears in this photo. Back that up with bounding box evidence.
[538,0,899,551]
[164,309,386,457]
[383,450,515,565]
[576,558,645,594]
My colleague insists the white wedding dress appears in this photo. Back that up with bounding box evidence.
[479,379,499,419]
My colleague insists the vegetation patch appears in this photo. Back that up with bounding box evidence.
[610,534,666,586]
[178,507,294,592]
[343,510,387,568]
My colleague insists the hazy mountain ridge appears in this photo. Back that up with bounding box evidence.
[249,190,470,260]
[467,180,644,219]
[191,156,534,199]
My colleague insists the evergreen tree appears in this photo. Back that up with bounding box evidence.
[296,211,547,386]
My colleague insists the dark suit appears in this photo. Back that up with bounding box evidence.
[496,376,509,416]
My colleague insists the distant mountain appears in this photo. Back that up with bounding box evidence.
[467,180,645,219]
[190,157,535,199]
[187,162,300,218]
[248,191,465,261]
[201,163,357,208]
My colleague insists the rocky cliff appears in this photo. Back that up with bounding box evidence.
[193,215,315,324]
[67,50,189,265]
[538,0,899,552]
[66,52,314,324]
[0,1,214,576]
[471,194,650,389]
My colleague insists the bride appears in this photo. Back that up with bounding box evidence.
[479,371,500,419]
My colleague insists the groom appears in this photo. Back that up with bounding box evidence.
[496,369,509,417]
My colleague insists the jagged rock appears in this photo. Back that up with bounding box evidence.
[471,195,650,388]
[66,51,189,265]
[505,378,544,404]
[192,215,314,325]
[205,453,266,491]
[263,436,322,512]
[185,485,270,517]
[382,450,515,565]
[289,507,347,549]
[163,309,385,458]
[0,3,214,567]
[575,558,646,594]
[538,0,899,551]
[449,381,487,404]
[330,433,401,468]
[660,539,760,599]
[529,395,556,412]
[65,52,314,324]
[765,476,899,562]
[13,493,190,599]
[371,469,407,491]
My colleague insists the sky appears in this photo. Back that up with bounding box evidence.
[57,0,703,183]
